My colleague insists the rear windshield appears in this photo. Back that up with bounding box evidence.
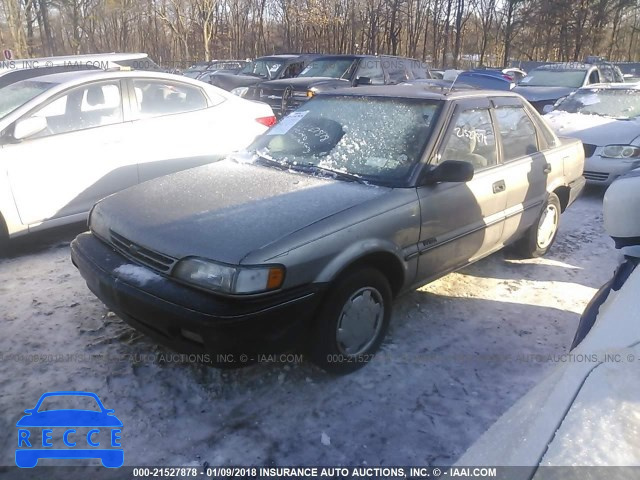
[519,70,587,88]
[250,96,442,184]
[0,80,56,119]
[556,89,640,119]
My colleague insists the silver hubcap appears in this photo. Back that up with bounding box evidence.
[537,204,559,249]
[336,287,384,356]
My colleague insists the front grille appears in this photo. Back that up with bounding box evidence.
[583,171,609,182]
[583,144,597,158]
[109,230,177,273]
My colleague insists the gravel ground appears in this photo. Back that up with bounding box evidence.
[0,186,620,475]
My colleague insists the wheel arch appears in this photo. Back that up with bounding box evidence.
[317,243,408,298]
[553,185,571,212]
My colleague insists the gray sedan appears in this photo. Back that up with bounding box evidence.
[71,86,585,373]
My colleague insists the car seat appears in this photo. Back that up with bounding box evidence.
[444,125,488,169]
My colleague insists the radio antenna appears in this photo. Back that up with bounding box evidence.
[446,71,459,95]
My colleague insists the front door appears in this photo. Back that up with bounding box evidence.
[416,100,508,283]
[4,80,138,226]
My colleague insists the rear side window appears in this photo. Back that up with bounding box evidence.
[495,106,539,161]
[132,79,208,118]
[411,60,430,79]
[355,58,385,85]
[384,58,410,84]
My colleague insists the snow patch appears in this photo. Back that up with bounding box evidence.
[321,432,331,446]
[114,264,163,286]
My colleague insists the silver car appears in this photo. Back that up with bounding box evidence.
[71,86,586,373]
[544,83,640,185]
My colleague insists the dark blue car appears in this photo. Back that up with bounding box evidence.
[15,391,123,468]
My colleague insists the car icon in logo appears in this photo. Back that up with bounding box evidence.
[16,391,123,468]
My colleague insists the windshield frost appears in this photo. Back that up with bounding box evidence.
[250,96,442,183]
[556,89,640,119]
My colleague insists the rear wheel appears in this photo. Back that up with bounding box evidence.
[308,267,392,374]
[514,192,561,258]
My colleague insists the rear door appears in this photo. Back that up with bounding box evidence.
[125,77,230,183]
[416,98,508,283]
[491,97,549,246]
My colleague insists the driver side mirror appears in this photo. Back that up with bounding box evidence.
[14,116,47,141]
[421,160,474,185]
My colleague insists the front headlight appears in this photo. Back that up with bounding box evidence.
[89,205,110,240]
[602,145,640,159]
[173,258,285,294]
[230,87,249,97]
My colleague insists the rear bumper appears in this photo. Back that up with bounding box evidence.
[584,156,640,185]
[567,176,586,208]
[71,233,325,358]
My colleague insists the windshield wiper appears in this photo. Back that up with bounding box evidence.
[293,163,367,184]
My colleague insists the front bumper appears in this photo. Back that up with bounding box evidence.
[71,233,325,358]
[584,155,640,185]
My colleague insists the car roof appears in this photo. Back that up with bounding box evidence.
[534,63,593,72]
[577,82,640,90]
[18,69,199,85]
[318,84,522,101]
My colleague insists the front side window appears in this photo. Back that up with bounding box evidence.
[440,108,497,170]
[281,62,305,79]
[250,96,442,184]
[240,60,284,80]
[132,79,209,118]
[298,59,356,79]
[495,106,539,161]
[355,58,385,85]
[30,81,123,137]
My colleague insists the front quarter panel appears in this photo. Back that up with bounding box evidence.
[241,188,421,292]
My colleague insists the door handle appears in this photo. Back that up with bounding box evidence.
[543,163,552,174]
[492,180,506,194]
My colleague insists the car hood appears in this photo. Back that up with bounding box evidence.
[513,86,576,102]
[16,410,123,427]
[94,159,390,264]
[260,77,350,90]
[544,111,640,146]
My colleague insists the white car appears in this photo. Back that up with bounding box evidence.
[457,172,640,468]
[544,83,640,185]
[0,69,275,247]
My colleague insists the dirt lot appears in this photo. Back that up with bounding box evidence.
[0,186,620,472]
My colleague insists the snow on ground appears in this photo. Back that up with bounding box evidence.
[0,187,620,473]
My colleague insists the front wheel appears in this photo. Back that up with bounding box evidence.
[308,268,392,374]
[514,192,561,258]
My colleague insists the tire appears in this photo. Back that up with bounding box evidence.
[0,216,8,258]
[514,192,561,258]
[308,267,392,374]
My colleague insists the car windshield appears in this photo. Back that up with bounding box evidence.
[249,96,442,184]
[240,59,284,79]
[298,59,356,79]
[518,69,587,88]
[37,395,101,412]
[556,89,640,119]
[0,80,56,119]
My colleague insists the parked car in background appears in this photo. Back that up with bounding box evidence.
[514,62,623,113]
[454,69,515,91]
[0,69,274,247]
[254,54,432,116]
[0,52,159,89]
[457,171,640,469]
[208,54,319,96]
[544,83,640,185]
[183,60,248,80]
[71,86,585,374]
